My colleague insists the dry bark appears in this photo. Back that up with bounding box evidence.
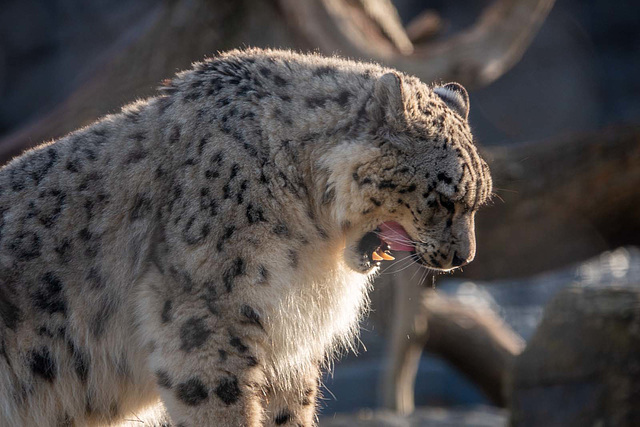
[278,0,555,88]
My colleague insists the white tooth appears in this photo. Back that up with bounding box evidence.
[372,251,383,261]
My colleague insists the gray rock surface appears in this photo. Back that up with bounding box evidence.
[510,287,640,427]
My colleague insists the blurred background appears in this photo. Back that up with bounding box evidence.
[1,0,639,425]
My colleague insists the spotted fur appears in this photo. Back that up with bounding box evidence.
[0,48,491,426]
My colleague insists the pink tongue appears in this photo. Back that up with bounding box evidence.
[379,222,414,252]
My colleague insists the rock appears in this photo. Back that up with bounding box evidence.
[509,287,640,426]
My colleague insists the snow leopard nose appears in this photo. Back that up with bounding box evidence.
[451,251,470,268]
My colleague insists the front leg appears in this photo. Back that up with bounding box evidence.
[264,368,320,427]
[151,324,267,426]
[140,273,269,427]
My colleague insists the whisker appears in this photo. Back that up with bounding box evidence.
[491,192,505,204]
[493,187,518,194]
[418,268,430,288]
[390,261,420,275]
[373,231,423,246]
[379,257,413,275]
[408,262,424,282]
[385,253,423,275]
[374,236,418,247]
[379,253,418,275]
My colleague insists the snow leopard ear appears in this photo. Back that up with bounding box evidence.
[367,72,407,128]
[434,82,470,120]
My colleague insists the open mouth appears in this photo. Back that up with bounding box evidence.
[357,221,415,269]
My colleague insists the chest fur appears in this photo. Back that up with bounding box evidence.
[257,248,373,384]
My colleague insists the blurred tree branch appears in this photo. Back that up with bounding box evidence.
[0,0,555,164]
[278,0,555,87]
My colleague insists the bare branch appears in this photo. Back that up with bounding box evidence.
[405,10,444,44]
[356,0,414,54]
[278,0,555,87]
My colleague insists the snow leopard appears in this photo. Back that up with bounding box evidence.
[0,48,491,426]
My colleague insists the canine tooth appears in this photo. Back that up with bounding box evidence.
[380,252,395,260]
[372,251,383,261]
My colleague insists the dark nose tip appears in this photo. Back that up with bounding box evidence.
[451,252,467,267]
